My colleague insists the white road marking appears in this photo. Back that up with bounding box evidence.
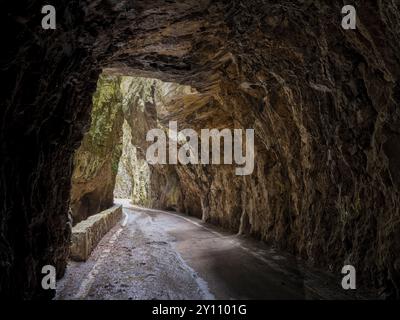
[126,206,338,299]
[127,207,216,300]
[172,249,215,300]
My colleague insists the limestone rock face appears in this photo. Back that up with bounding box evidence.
[1,0,400,299]
[114,120,151,206]
[70,75,124,225]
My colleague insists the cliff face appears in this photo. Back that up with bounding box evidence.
[1,0,400,299]
[113,120,152,205]
[70,75,124,225]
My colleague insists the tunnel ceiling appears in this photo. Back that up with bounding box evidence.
[1,0,400,299]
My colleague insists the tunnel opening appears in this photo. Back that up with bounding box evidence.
[69,74,208,226]
[2,1,400,300]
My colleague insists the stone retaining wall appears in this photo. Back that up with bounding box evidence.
[70,205,123,261]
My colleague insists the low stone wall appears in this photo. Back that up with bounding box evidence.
[70,205,123,261]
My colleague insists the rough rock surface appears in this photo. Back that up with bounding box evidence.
[1,0,400,299]
[118,77,188,211]
[70,75,124,225]
[114,120,151,204]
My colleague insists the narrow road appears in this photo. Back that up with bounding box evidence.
[56,200,359,300]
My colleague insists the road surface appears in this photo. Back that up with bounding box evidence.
[56,200,360,300]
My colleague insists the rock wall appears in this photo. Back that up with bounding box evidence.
[1,0,400,298]
[70,75,124,225]
[119,77,186,211]
[114,120,151,206]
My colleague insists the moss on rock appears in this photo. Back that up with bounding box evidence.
[70,75,124,225]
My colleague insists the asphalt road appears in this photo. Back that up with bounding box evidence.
[56,200,358,300]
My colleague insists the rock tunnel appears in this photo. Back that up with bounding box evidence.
[1,0,400,299]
